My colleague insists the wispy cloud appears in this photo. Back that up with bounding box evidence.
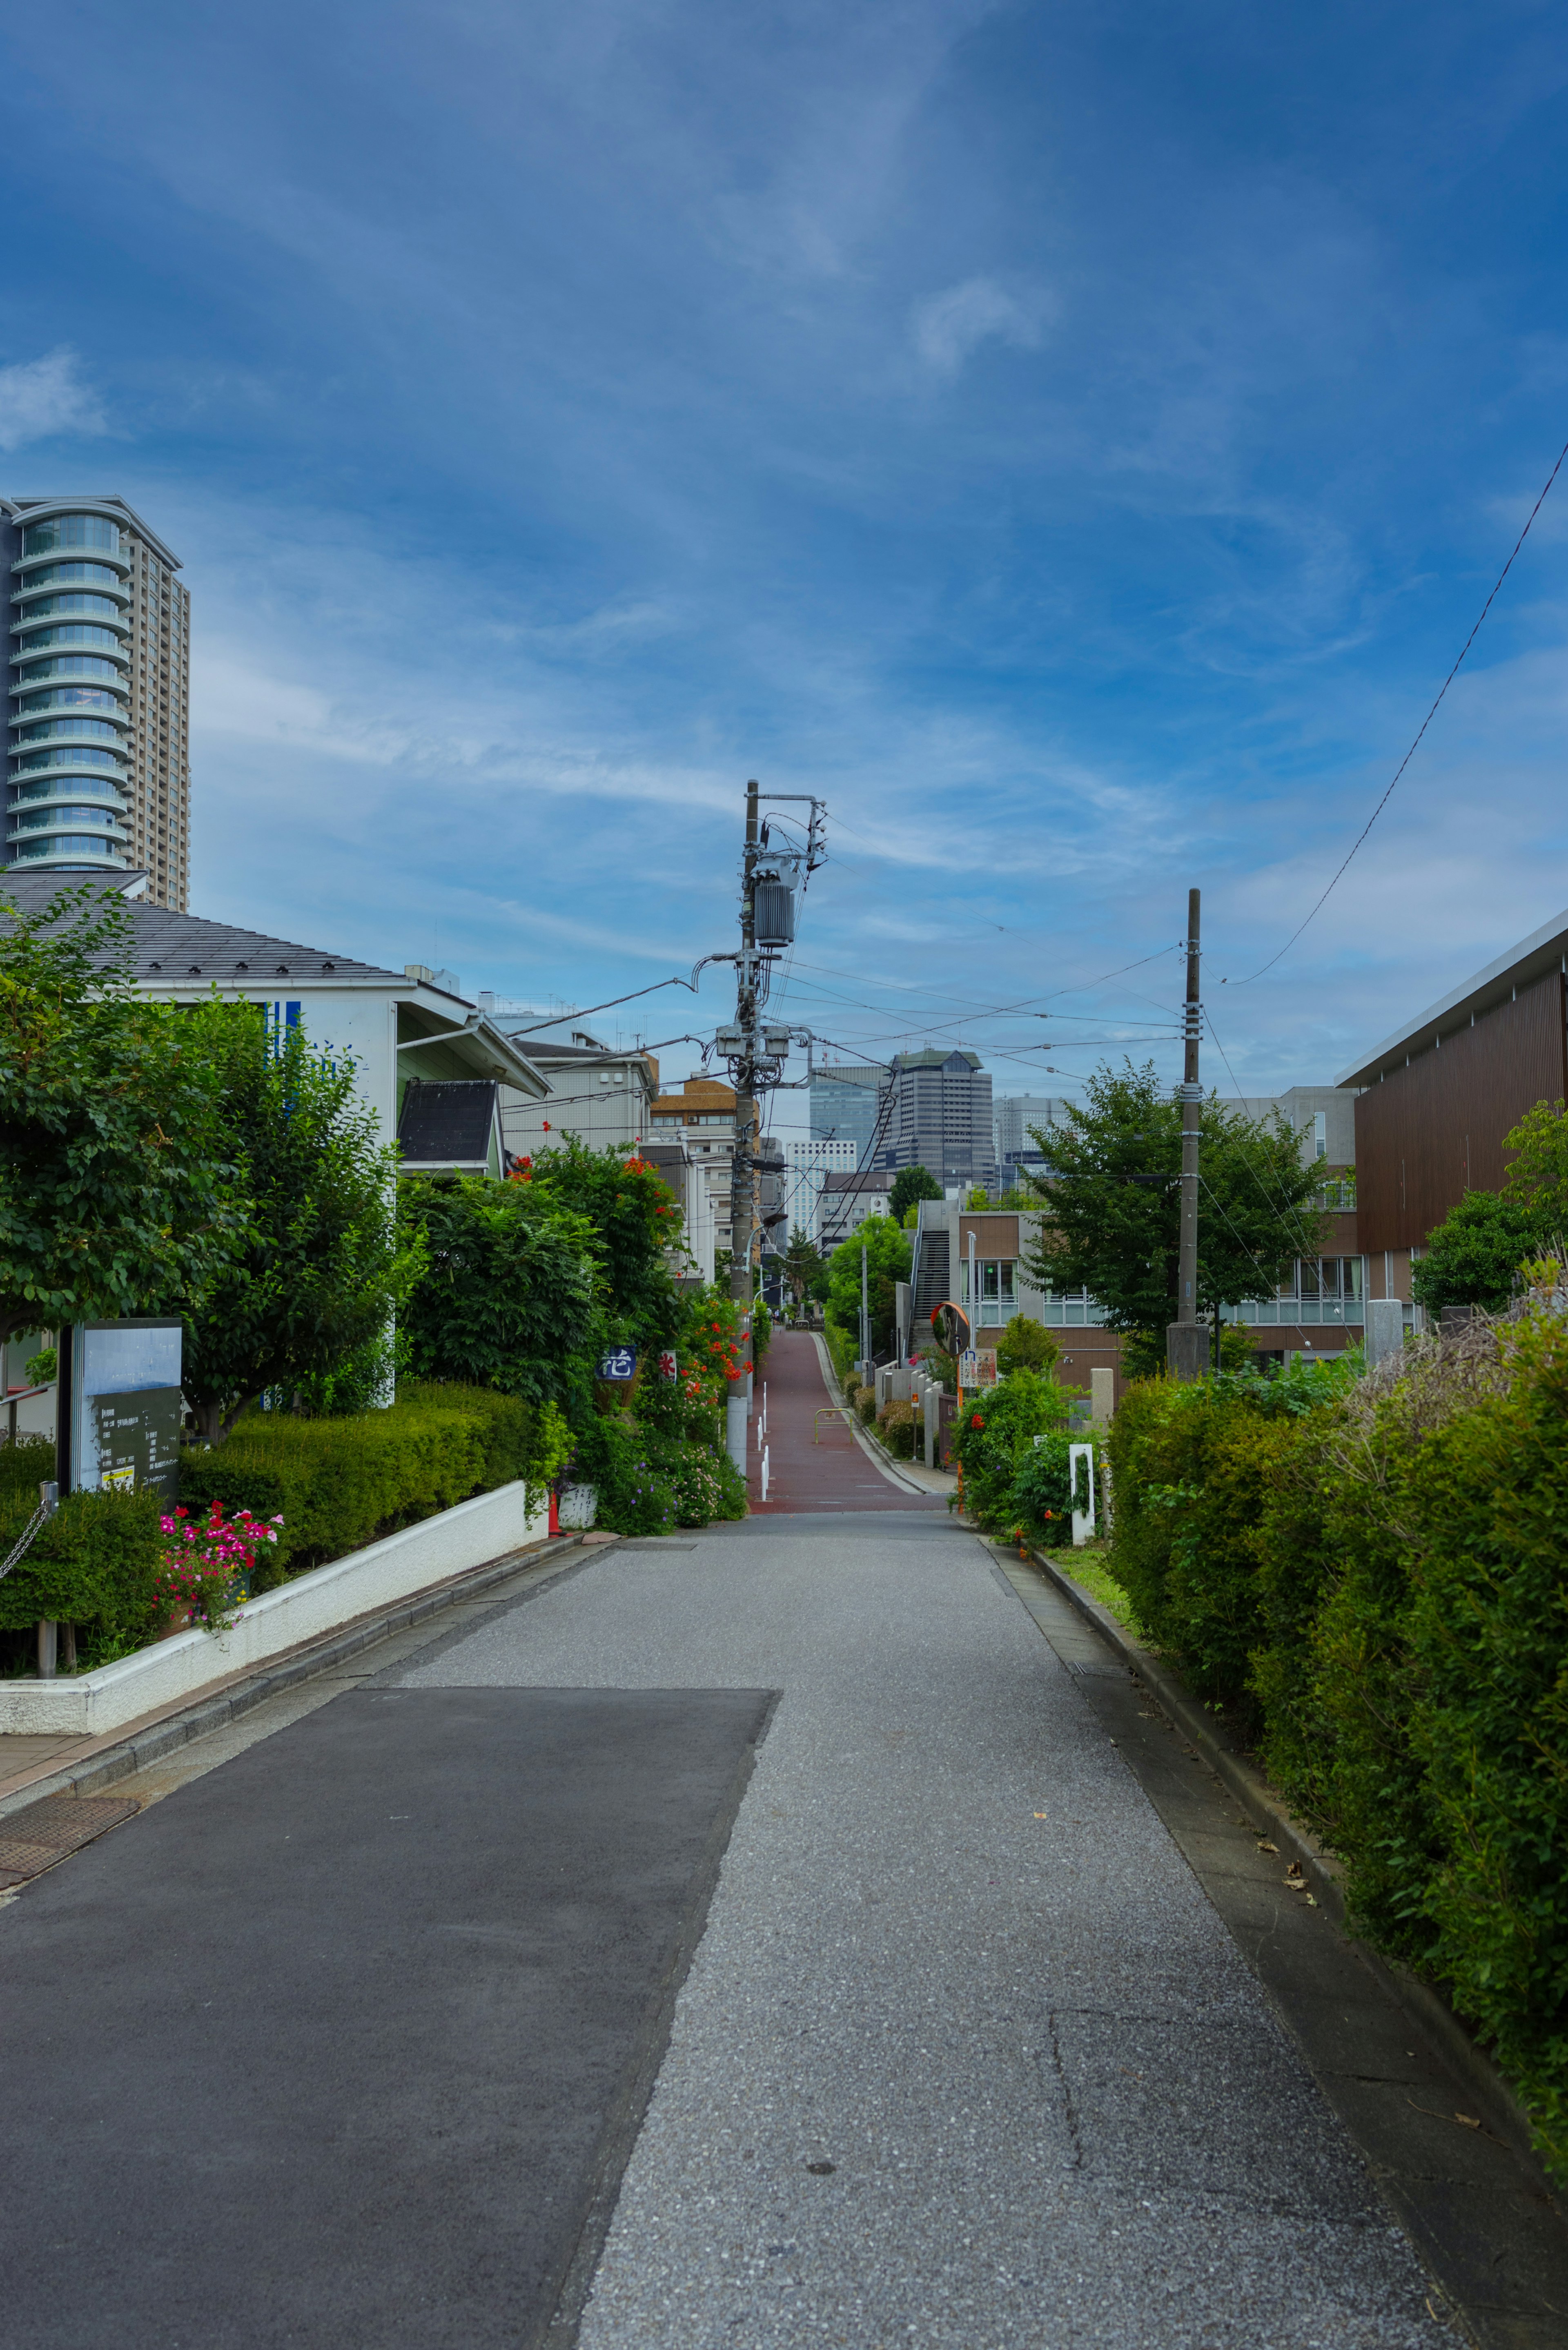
[911,278,1055,377]
[0,348,105,452]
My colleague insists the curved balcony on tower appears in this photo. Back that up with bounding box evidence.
[8,509,132,874]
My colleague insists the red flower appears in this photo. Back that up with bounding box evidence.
[971,1413,985,1429]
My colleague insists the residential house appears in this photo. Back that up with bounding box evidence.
[819,1168,896,1251]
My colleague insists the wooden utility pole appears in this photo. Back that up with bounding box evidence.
[1166,888,1210,1381]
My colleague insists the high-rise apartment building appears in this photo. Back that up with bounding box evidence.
[876,1048,995,1191]
[809,1061,885,1161]
[784,1137,857,1239]
[4,497,192,910]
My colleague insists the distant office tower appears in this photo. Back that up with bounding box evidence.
[785,1137,857,1239]
[877,1049,994,1191]
[994,1094,1068,1168]
[4,497,192,910]
[809,1062,885,1162]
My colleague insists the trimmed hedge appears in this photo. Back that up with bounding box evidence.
[0,1487,165,1662]
[1106,1320,1568,2184]
[178,1383,532,1581]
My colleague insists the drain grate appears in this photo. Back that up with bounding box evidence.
[0,1794,143,1888]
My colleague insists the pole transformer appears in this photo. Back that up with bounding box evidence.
[724,783,761,1475]
[1166,887,1209,1381]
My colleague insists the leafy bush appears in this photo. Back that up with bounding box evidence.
[855,1386,878,1426]
[178,1384,533,1580]
[995,1316,1058,1376]
[1411,1190,1542,1317]
[0,1488,165,1663]
[951,1370,1072,1530]
[1106,1316,1568,2184]
[641,1430,747,1525]
[1008,1429,1074,1544]
[566,1417,677,1536]
[0,1433,54,1509]
[877,1398,916,1458]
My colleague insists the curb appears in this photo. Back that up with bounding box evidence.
[1020,1538,1557,2202]
[0,1532,617,1822]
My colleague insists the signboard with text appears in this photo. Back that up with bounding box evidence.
[68,1319,183,1501]
[958,1348,980,1391]
[597,1345,638,1382]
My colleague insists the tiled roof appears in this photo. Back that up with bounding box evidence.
[0,873,405,987]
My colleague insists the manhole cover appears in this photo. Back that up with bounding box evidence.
[0,1794,142,1888]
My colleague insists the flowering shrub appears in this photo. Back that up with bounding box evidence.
[154,1501,282,1634]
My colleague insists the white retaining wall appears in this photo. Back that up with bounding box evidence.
[0,1479,548,1738]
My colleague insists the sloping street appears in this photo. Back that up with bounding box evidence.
[4,1338,1565,2347]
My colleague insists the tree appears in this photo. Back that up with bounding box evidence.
[1412,1191,1541,1318]
[399,1176,601,1412]
[1019,1061,1329,1367]
[995,1314,1058,1376]
[782,1226,822,1309]
[174,1004,418,1443]
[824,1214,911,1359]
[889,1165,942,1222]
[1503,1098,1568,1233]
[0,883,237,1350]
[529,1137,683,1348]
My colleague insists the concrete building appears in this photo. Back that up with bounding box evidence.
[810,1061,884,1160]
[784,1137,857,1239]
[646,1076,784,1280]
[1336,904,1568,1307]
[1212,1086,1356,1173]
[4,496,192,910]
[492,1026,659,1165]
[818,1168,896,1251]
[876,1048,995,1192]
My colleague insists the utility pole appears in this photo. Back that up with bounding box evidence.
[1166,887,1209,1381]
[726,781,761,1475]
[860,1238,870,1371]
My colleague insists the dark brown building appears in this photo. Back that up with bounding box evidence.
[1336,909,1568,1297]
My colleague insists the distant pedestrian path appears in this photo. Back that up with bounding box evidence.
[748,1331,942,1515]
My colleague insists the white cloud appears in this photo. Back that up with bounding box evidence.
[0,348,105,452]
[911,277,1055,377]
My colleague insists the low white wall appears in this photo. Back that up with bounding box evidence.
[0,1479,548,1738]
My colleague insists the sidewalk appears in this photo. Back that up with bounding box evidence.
[747,1332,944,1514]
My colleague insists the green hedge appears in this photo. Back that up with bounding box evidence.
[0,1487,165,1662]
[949,1371,1073,1532]
[1106,1321,1568,2184]
[178,1382,532,1581]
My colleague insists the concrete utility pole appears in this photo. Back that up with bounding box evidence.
[725,781,761,1475]
[1166,887,1209,1381]
[860,1239,870,1371]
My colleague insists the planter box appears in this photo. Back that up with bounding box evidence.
[0,1480,548,1738]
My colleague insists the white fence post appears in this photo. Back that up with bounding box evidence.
[1069,1442,1096,1547]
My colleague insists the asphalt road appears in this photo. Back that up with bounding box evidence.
[0,1683,773,2350]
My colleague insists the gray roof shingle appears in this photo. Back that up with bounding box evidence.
[0,873,406,987]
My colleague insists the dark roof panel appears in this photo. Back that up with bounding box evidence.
[0,873,404,986]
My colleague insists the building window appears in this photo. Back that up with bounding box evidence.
[960,1260,1017,1324]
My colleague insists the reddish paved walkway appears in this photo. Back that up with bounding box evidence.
[746,1331,946,1514]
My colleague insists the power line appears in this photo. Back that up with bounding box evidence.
[1229,433,1568,986]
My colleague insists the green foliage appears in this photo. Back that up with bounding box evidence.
[528,1137,684,1348]
[824,1214,911,1358]
[172,1002,419,1443]
[398,1175,600,1414]
[889,1164,942,1222]
[178,1383,533,1578]
[1008,1429,1075,1542]
[1503,1097,1568,1230]
[567,1417,677,1535]
[876,1398,916,1458]
[995,1315,1058,1376]
[1106,1321,1568,2183]
[640,1428,748,1525]
[22,1345,56,1387]
[1217,1322,1255,1373]
[1412,1190,1541,1317]
[751,1296,772,1367]
[1020,1062,1328,1363]
[0,1432,53,1508]
[0,882,239,1349]
[782,1226,822,1308]
[951,1369,1073,1530]
[0,1487,166,1662]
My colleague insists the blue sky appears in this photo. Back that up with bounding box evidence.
[4,1,1568,1130]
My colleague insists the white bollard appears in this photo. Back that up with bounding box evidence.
[1069,1442,1096,1547]
[762,1444,770,1503]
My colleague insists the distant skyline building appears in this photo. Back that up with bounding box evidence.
[994,1093,1071,1170]
[877,1048,994,1191]
[785,1137,857,1239]
[809,1061,885,1162]
[4,495,191,910]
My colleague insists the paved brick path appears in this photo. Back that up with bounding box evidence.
[747,1331,943,1515]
